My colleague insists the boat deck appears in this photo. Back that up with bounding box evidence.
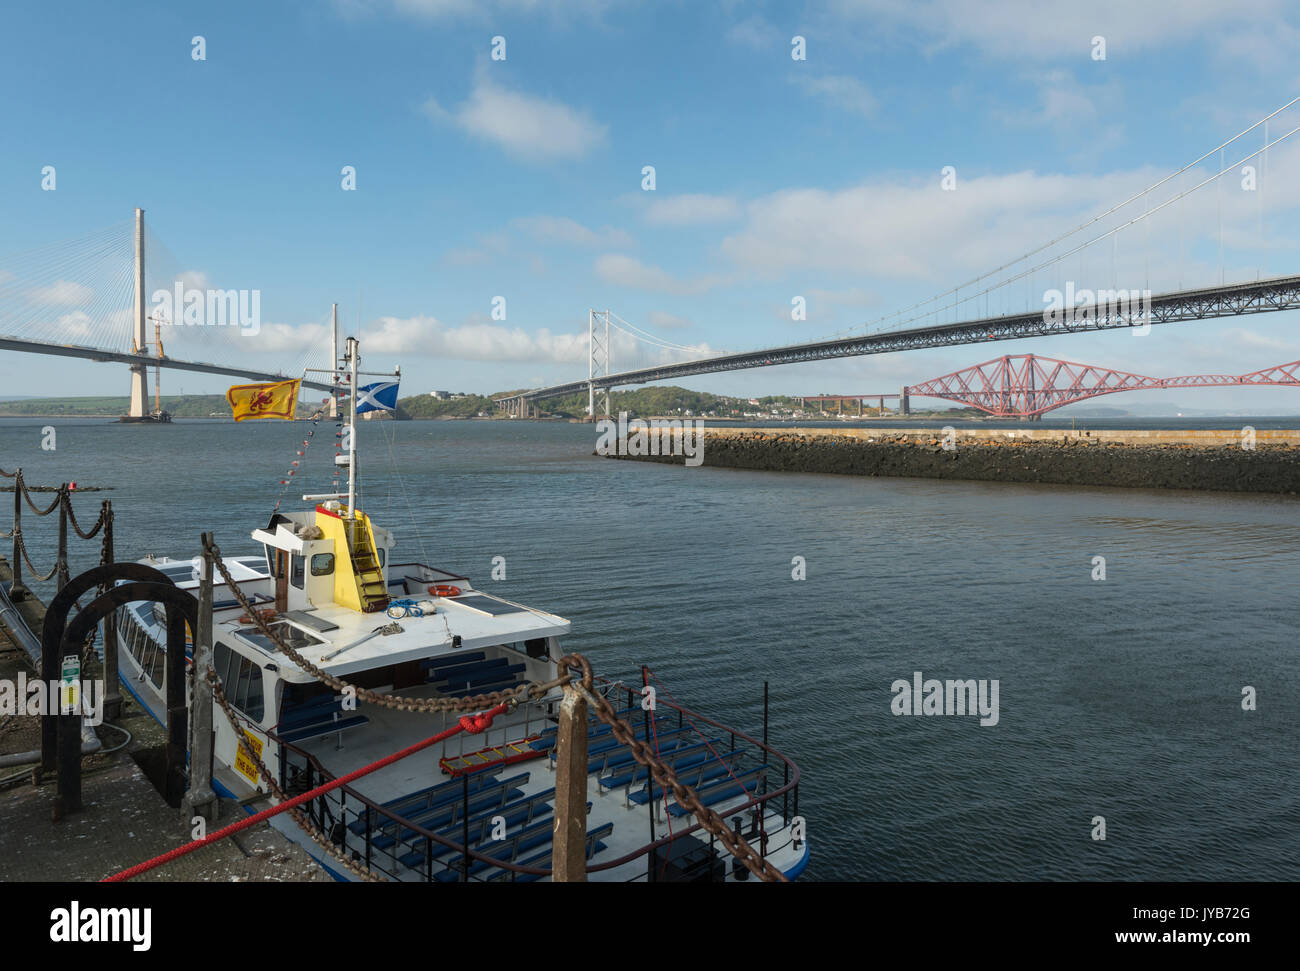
[276,682,806,883]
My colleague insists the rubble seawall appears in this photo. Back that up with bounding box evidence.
[604,427,1300,494]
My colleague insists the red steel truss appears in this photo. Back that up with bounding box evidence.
[904,354,1300,418]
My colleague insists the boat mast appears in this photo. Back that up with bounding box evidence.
[346,335,358,522]
[330,303,339,419]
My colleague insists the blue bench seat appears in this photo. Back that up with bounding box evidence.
[373,784,526,851]
[484,823,615,882]
[357,770,528,838]
[420,651,487,675]
[665,765,771,818]
[599,739,722,790]
[279,713,369,744]
[627,753,749,806]
[392,795,555,863]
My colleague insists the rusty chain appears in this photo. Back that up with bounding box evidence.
[207,668,383,882]
[558,653,788,883]
[64,491,107,540]
[14,473,62,517]
[13,528,58,581]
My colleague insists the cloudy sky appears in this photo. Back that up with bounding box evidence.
[1,0,1299,412]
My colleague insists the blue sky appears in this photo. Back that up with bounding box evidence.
[2,0,1299,413]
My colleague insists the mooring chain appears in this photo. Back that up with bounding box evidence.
[204,537,571,714]
[207,668,383,882]
[13,473,62,517]
[557,653,789,884]
[12,528,58,581]
[63,491,108,540]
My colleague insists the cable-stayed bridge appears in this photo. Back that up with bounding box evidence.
[0,209,334,418]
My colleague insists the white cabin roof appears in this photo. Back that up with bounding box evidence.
[215,589,569,682]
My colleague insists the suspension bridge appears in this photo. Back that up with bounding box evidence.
[495,98,1300,418]
[1,101,1299,417]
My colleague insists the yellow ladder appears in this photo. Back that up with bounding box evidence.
[347,518,389,613]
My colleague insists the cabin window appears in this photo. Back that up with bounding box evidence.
[291,555,305,590]
[310,553,335,576]
[376,548,385,569]
[213,643,265,722]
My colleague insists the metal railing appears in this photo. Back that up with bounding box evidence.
[266,676,800,883]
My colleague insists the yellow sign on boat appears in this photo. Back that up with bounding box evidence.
[234,729,264,783]
[226,379,301,422]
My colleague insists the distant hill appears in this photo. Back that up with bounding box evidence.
[0,394,232,417]
[396,394,496,418]
[0,387,979,421]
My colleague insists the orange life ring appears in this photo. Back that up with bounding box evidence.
[428,584,462,598]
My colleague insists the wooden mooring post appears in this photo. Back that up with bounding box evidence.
[551,681,588,881]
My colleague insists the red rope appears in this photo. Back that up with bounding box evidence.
[102,702,508,882]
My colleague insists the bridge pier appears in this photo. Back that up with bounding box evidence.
[899,386,910,416]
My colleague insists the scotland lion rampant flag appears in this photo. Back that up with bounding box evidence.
[355,381,399,414]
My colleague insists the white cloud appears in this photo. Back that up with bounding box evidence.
[386,0,626,19]
[643,194,742,226]
[827,0,1295,63]
[790,73,877,117]
[807,287,878,308]
[715,156,1300,289]
[727,14,782,50]
[254,315,591,365]
[647,310,693,330]
[423,74,606,161]
[55,311,93,338]
[513,216,633,248]
[29,280,94,306]
[441,231,511,266]
[594,254,727,295]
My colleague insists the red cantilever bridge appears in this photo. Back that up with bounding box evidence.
[802,354,1300,419]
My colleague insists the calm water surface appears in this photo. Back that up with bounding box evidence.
[3,417,1297,881]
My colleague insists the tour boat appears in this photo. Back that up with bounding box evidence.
[108,339,808,882]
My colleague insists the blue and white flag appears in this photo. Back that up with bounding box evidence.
[355,381,399,414]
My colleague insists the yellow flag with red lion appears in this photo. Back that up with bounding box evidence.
[226,379,301,422]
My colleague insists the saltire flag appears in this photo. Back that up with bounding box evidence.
[355,381,399,414]
[227,379,301,422]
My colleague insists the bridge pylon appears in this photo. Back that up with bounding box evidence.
[127,208,150,419]
[587,309,611,421]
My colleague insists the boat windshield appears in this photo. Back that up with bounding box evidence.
[235,621,325,653]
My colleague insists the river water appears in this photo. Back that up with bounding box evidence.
[3,416,1297,881]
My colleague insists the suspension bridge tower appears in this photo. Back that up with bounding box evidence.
[587,308,611,420]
